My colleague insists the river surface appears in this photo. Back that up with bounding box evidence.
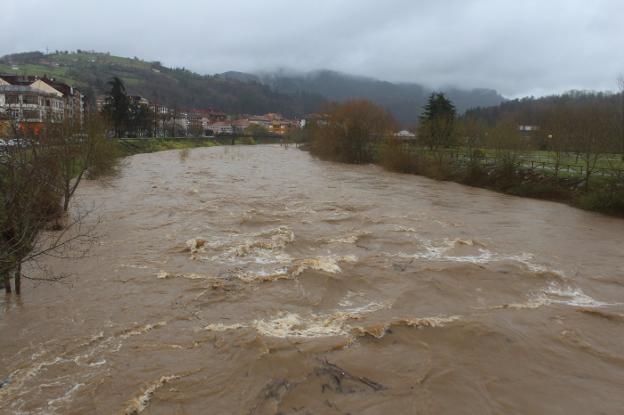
[1,145,624,414]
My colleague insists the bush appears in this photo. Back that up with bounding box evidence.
[310,100,397,164]
[461,159,487,184]
[495,151,520,181]
[508,181,569,200]
[236,137,256,145]
[424,153,455,180]
[378,139,423,174]
[577,188,624,215]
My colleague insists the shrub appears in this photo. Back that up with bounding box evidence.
[462,159,487,184]
[378,139,422,174]
[508,181,569,200]
[496,151,520,181]
[577,188,624,215]
[236,137,256,145]
[310,100,397,164]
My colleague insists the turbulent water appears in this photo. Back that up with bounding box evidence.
[1,145,624,414]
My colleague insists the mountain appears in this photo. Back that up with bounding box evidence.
[0,51,505,124]
[0,51,326,117]
[223,69,506,126]
[464,90,621,125]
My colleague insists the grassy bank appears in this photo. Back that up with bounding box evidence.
[376,141,624,217]
[116,137,220,156]
[115,136,270,157]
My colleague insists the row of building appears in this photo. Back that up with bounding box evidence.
[0,75,85,135]
[200,113,300,136]
[1,75,416,139]
[0,74,303,139]
[95,93,301,137]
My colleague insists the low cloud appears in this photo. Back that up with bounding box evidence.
[2,0,623,96]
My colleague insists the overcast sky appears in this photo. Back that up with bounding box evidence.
[2,0,623,97]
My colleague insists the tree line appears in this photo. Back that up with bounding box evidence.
[304,86,624,215]
[1,116,119,294]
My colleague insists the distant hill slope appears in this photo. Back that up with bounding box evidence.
[0,51,504,124]
[0,51,325,116]
[223,70,506,126]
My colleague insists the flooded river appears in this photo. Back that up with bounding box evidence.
[1,145,624,414]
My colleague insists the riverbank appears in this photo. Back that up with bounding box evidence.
[115,136,280,157]
[117,136,280,157]
[450,164,624,216]
[116,137,220,156]
[307,142,624,217]
[118,138,218,156]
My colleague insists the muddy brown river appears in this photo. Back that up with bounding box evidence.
[1,145,624,414]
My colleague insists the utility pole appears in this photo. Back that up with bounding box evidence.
[172,108,177,138]
[152,103,158,138]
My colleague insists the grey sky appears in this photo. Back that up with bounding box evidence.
[2,0,623,97]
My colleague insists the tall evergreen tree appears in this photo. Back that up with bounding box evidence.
[103,77,130,138]
[418,93,457,150]
[127,101,153,137]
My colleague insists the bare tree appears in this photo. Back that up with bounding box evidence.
[311,100,397,164]
[1,116,117,294]
[456,117,486,164]
[36,116,119,213]
[541,105,571,178]
[1,123,61,294]
[485,115,526,178]
[566,101,615,189]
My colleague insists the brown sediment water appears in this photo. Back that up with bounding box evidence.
[1,144,623,414]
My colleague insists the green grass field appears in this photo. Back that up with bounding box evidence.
[0,52,153,89]
[404,146,624,178]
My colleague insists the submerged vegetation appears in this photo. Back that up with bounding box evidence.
[1,116,120,294]
[307,92,624,216]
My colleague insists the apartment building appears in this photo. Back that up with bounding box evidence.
[0,75,84,126]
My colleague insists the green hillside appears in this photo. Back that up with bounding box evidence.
[0,51,325,116]
[0,50,507,124]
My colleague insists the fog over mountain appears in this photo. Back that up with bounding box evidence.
[0,50,503,125]
[223,70,505,125]
[2,0,623,97]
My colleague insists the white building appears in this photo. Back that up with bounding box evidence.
[394,130,416,138]
[0,75,83,125]
[0,85,65,123]
[207,121,233,135]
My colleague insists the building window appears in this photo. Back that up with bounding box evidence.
[6,94,19,104]
[23,110,40,120]
[23,95,39,105]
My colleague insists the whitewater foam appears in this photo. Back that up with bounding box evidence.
[500,283,616,310]
[119,375,180,415]
[326,230,371,244]
[156,271,215,280]
[119,321,168,339]
[392,238,568,279]
[353,315,462,339]
[289,255,358,277]
[201,299,385,339]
